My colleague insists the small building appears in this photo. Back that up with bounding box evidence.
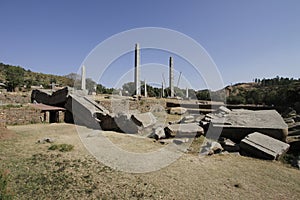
[30,103,66,123]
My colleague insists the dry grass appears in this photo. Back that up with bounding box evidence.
[0,123,300,199]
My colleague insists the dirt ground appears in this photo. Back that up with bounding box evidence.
[1,123,300,199]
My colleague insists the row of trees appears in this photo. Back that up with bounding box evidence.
[119,81,227,102]
[0,63,74,91]
[227,77,300,109]
[121,81,199,98]
[227,87,300,106]
[254,76,300,86]
[1,62,298,110]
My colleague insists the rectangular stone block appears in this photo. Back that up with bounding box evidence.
[165,123,204,138]
[131,112,157,128]
[240,132,290,160]
[211,109,288,142]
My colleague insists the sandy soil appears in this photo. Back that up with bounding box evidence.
[1,123,300,199]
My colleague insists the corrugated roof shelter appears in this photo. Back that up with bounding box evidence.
[30,103,66,111]
[30,103,65,123]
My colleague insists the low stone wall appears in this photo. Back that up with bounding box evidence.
[0,111,6,127]
[99,99,166,113]
[1,106,66,125]
[2,106,43,125]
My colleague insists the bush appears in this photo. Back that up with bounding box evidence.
[0,169,13,200]
[0,104,22,109]
[227,95,246,104]
[48,144,74,152]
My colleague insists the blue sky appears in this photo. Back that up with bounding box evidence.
[1,0,300,90]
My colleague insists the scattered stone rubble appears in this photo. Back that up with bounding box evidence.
[196,107,291,160]
[169,107,187,115]
[200,140,223,155]
[285,114,300,170]
[218,137,240,152]
[31,87,295,162]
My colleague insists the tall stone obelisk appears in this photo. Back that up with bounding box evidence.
[81,65,86,91]
[144,79,147,97]
[134,43,141,96]
[186,87,189,98]
[161,82,165,98]
[169,57,174,98]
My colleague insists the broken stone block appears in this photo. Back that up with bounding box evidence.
[210,109,288,142]
[285,118,295,125]
[294,115,300,122]
[114,112,138,134]
[286,109,297,118]
[288,130,300,137]
[169,107,187,115]
[200,120,209,127]
[164,123,204,138]
[180,115,195,123]
[131,112,157,128]
[205,113,219,119]
[173,138,189,145]
[240,132,290,160]
[200,140,223,155]
[168,119,182,125]
[195,115,205,122]
[210,141,223,153]
[288,122,300,130]
[219,138,240,152]
[65,93,113,130]
[150,127,166,140]
[218,106,231,114]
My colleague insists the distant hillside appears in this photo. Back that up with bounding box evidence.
[225,77,300,112]
[0,62,74,91]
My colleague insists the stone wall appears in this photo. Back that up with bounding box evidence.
[0,106,66,125]
[0,111,6,128]
[2,106,43,125]
[99,99,166,113]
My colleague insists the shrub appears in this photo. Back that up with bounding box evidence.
[0,169,13,200]
[48,144,74,152]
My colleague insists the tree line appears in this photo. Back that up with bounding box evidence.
[226,77,300,111]
[1,63,299,111]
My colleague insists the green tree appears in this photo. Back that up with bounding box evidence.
[227,95,246,104]
[96,84,113,94]
[122,82,135,96]
[86,78,96,94]
[196,89,211,100]
[174,87,184,98]
[5,66,24,91]
[264,90,278,105]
